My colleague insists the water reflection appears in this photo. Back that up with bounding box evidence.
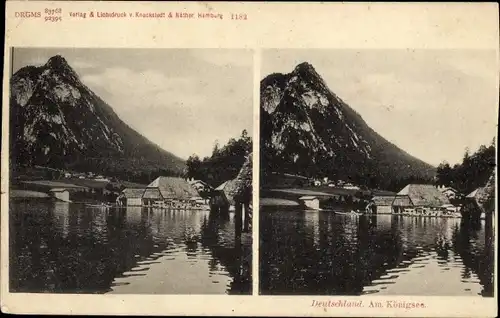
[9,201,252,294]
[259,209,494,296]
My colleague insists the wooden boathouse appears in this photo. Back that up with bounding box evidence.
[117,177,200,207]
[116,188,146,206]
[143,176,199,207]
[299,196,320,210]
[371,195,396,214]
[463,169,496,223]
[210,153,253,234]
[392,184,450,214]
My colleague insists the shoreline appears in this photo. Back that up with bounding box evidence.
[259,199,465,219]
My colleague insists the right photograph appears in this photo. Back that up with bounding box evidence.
[258,49,497,296]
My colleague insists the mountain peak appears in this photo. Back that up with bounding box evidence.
[294,61,316,72]
[10,55,187,177]
[291,62,326,87]
[293,62,320,76]
[45,55,73,72]
[260,63,436,189]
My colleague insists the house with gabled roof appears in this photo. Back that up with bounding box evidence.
[148,176,199,198]
[142,176,199,206]
[116,188,146,206]
[437,185,461,199]
[209,153,253,233]
[212,179,239,211]
[299,195,320,210]
[372,195,396,214]
[466,187,483,199]
[118,177,202,207]
[392,184,450,214]
[463,169,496,221]
[188,179,213,192]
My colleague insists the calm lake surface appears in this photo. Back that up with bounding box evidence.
[10,201,252,294]
[260,208,494,296]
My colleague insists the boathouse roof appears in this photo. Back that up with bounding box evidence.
[22,180,87,190]
[466,187,482,198]
[143,187,163,199]
[147,176,199,199]
[299,196,318,200]
[372,195,395,206]
[392,196,412,206]
[65,178,110,189]
[466,168,495,214]
[441,187,459,193]
[121,188,146,198]
[214,153,253,205]
[227,153,253,203]
[215,179,239,206]
[188,179,212,189]
[394,184,450,207]
[215,180,230,191]
[371,189,397,196]
[475,169,496,214]
[49,188,69,193]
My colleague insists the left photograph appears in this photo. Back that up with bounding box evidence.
[8,48,253,295]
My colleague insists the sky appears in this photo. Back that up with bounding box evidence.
[12,48,253,159]
[262,49,498,166]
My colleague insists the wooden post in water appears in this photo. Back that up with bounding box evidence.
[485,211,493,249]
[243,202,250,233]
[235,201,243,242]
[484,210,494,295]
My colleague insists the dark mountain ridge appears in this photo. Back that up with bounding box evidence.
[260,62,436,190]
[10,55,186,178]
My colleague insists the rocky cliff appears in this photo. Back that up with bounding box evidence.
[10,55,186,176]
[260,62,435,188]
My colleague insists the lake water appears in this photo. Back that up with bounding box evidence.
[259,208,494,296]
[9,201,252,294]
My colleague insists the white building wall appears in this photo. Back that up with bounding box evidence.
[53,191,70,202]
[377,205,393,214]
[303,199,320,210]
[127,198,143,206]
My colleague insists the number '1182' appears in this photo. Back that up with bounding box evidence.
[231,13,247,20]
